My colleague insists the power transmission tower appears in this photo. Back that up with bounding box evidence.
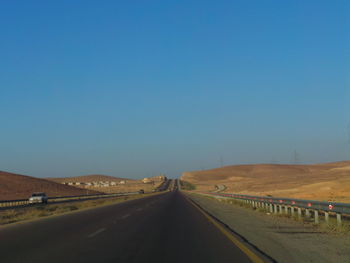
[293,150,300,164]
[219,155,224,167]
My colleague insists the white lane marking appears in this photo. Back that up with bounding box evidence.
[87,228,106,238]
[120,214,130,219]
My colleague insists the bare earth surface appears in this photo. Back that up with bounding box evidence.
[0,171,100,200]
[182,161,350,202]
[188,193,350,263]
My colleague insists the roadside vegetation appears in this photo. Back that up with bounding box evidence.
[0,192,161,226]
[180,180,196,190]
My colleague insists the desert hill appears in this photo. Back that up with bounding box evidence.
[0,171,101,200]
[181,161,350,202]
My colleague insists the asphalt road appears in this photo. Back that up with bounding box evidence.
[0,190,254,263]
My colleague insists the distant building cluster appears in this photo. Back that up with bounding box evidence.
[142,175,166,184]
[62,175,166,188]
[62,181,125,188]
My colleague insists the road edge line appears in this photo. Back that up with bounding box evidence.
[184,193,267,263]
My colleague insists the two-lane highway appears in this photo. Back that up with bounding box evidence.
[0,190,255,263]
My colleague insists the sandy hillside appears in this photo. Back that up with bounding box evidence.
[0,171,100,200]
[181,161,350,202]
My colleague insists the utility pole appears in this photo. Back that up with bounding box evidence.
[219,155,224,168]
[293,150,300,164]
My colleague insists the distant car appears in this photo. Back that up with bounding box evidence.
[29,192,48,204]
[138,189,145,194]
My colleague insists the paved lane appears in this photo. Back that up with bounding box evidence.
[0,191,254,263]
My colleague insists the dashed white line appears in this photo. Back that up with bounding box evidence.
[120,214,130,219]
[87,228,106,238]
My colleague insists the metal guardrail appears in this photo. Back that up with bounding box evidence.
[0,179,172,210]
[197,191,350,225]
[0,191,139,209]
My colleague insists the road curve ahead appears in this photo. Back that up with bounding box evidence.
[0,190,255,263]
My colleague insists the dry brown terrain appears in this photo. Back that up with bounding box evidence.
[181,161,350,202]
[0,171,100,200]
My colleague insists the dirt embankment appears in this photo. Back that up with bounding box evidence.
[182,161,350,202]
[0,171,101,200]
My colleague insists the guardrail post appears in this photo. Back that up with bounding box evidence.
[291,207,295,216]
[274,204,277,214]
[269,204,273,213]
[336,213,342,226]
[298,207,302,219]
[305,209,311,218]
[324,212,329,224]
[279,205,283,214]
[284,206,288,214]
[314,210,319,224]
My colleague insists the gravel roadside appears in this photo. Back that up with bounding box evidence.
[187,192,350,263]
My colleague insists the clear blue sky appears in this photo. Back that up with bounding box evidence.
[1,1,349,178]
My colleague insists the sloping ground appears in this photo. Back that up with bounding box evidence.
[0,171,101,200]
[181,161,350,202]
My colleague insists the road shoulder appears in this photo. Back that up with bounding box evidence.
[186,192,350,263]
